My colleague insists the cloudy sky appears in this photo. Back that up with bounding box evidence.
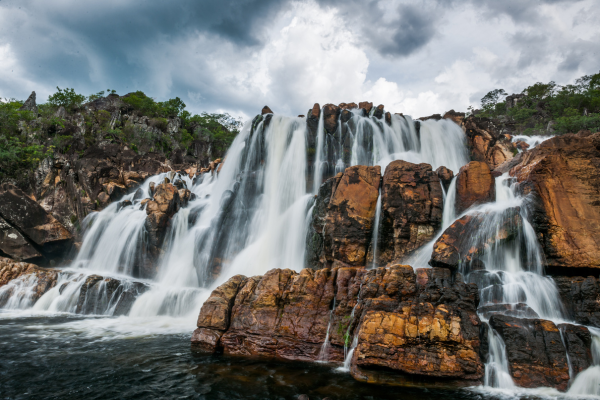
[1,0,599,119]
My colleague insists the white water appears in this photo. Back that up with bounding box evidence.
[369,189,382,269]
[512,134,553,150]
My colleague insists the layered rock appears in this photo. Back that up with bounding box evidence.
[455,161,495,214]
[74,274,149,315]
[308,166,381,268]
[489,315,591,391]
[553,276,600,328]
[192,265,484,387]
[376,161,444,265]
[511,131,600,273]
[0,183,72,262]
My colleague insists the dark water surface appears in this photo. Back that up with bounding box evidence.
[0,315,490,400]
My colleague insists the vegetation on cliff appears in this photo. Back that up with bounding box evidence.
[477,71,600,135]
[0,88,241,189]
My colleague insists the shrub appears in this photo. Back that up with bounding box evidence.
[47,87,86,111]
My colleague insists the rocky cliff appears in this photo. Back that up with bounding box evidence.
[192,265,485,387]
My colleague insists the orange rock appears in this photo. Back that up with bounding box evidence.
[322,165,381,266]
[455,161,495,214]
[511,131,600,272]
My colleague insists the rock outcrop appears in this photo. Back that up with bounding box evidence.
[0,257,58,306]
[511,131,600,273]
[307,166,381,268]
[489,315,592,391]
[376,161,444,265]
[553,275,600,328]
[192,265,484,387]
[430,208,522,272]
[462,116,516,169]
[0,183,72,262]
[18,91,37,113]
[455,161,495,214]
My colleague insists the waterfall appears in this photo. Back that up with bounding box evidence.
[483,326,515,389]
[1,108,469,337]
[369,189,382,269]
[567,328,600,396]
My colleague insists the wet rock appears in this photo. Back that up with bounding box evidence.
[323,104,341,134]
[358,101,373,115]
[75,274,149,315]
[557,323,594,376]
[552,276,600,328]
[305,174,343,269]
[0,257,58,306]
[511,131,600,273]
[489,315,571,391]
[321,165,381,266]
[455,161,495,214]
[418,114,442,121]
[377,161,443,265]
[192,265,483,386]
[515,140,530,150]
[261,105,273,115]
[0,183,72,259]
[0,215,41,261]
[339,102,358,110]
[298,395,309,400]
[430,208,522,271]
[144,183,182,276]
[435,166,454,192]
[373,104,384,119]
[341,109,352,123]
[116,199,132,212]
[385,111,391,125]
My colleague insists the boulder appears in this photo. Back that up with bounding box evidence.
[321,166,381,266]
[552,276,600,328]
[0,183,72,259]
[430,208,522,271]
[261,105,273,115]
[489,315,572,391]
[455,161,495,214]
[511,131,600,273]
[74,274,149,315]
[373,104,385,119]
[0,215,41,261]
[435,166,454,192]
[557,323,594,376]
[358,101,373,115]
[463,116,515,169]
[192,265,484,386]
[323,103,341,134]
[377,161,444,265]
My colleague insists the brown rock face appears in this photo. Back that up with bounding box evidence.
[143,182,186,276]
[443,110,465,126]
[377,161,444,265]
[192,265,484,386]
[553,276,600,327]
[0,257,58,306]
[0,183,72,260]
[436,166,454,192]
[358,101,373,115]
[430,208,522,271]
[261,105,273,115]
[323,103,341,134]
[489,315,573,391]
[463,116,515,169]
[455,161,495,214]
[0,215,41,261]
[511,131,600,273]
[324,166,381,266]
[307,166,380,268]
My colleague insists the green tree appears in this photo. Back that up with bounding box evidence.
[47,87,86,111]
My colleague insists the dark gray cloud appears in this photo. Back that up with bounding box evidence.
[0,0,598,118]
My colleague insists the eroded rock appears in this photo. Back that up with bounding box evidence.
[455,161,495,214]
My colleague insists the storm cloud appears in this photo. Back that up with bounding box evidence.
[0,0,598,118]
